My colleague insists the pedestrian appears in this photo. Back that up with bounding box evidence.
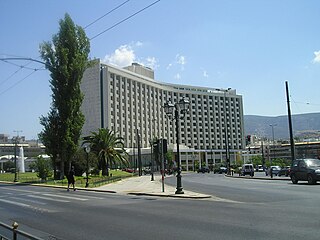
[67,166,76,191]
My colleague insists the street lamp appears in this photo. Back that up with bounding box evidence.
[84,145,91,188]
[13,137,18,182]
[164,98,189,194]
[215,88,231,174]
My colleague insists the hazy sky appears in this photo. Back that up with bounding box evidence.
[1,0,320,139]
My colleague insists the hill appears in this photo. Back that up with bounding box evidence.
[244,113,320,140]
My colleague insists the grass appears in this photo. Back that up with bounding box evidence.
[0,170,136,188]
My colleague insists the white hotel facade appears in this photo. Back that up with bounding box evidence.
[81,60,245,170]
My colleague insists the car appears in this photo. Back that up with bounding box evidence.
[269,166,281,176]
[256,165,264,172]
[122,168,134,173]
[241,164,254,176]
[214,167,227,174]
[143,167,151,175]
[290,158,320,185]
[278,166,290,177]
[197,167,210,173]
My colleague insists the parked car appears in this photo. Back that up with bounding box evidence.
[197,167,210,173]
[241,164,254,176]
[256,165,264,172]
[143,167,151,175]
[278,166,290,177]
[123,168,134,173]
[269,166,281,176]
[290,158,320,185]
[214,167,227,174]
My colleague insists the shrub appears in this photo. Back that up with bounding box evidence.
[35,156,53,181]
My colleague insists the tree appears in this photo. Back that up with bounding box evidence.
[83,128,128,176]
[39,13,90,179]
[166,150,174,170]
[72,147,98,176]
[251,155,263,167]
[39,109,60,179]
[35,156,53,182]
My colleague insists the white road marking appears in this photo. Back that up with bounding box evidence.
[10,196,46,205]
[43,193,88,201]
[0,198,31,207]
[27,195,70,203]
[0,198,55,213]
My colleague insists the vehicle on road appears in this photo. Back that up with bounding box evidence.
[143,167,151,175]
[241,164,254,176]
[290,158,320,185]
[197,167,210,173]
[256,165,264,172]
[214,167,227,174]
[278,166,290,177]
[270,166,281,176]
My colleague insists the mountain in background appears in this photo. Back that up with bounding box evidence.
[244,112,320,140]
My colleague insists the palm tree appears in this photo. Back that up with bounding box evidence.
[83,128,128,176]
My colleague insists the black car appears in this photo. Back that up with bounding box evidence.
[214,167,227,174]
[290,158,320,185]
[278,166,290,177]
[197,167,210,173]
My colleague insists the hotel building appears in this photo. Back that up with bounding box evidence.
[81,60,245,170]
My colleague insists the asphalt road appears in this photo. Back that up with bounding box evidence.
[1,174,320,240]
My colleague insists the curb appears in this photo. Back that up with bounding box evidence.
[127,192,212,199]
[0,180,210,198]
[225,175,291,181]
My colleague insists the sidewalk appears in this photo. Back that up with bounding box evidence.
[93,174,212,199]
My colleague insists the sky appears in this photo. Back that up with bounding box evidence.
[1,0,320,139]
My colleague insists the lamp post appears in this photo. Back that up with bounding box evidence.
[84,145,90,188]
[269,124,277,164]
[164,98,189,194]
[12,130,22,182]
[150,139,154,181]
[13,137,18,182]
[215,88,231,174]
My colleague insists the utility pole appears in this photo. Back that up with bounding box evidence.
[136,129,142,176]
[285,81,295,163]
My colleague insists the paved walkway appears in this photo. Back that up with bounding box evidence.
[93,174,212,199]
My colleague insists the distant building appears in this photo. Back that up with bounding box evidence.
[81,60,245,170]
[246,140,320,164]
[0,134,9,143]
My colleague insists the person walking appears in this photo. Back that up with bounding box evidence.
[67,166,76,191]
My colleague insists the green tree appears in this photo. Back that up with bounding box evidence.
[251,155,263,167]
[39,13,90,179]
[39,109,60,179]
[166,150,174,170]
[35,157,53,181]
[83,128,128,176]
[72,147,98,176]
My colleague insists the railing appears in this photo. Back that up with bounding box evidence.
[0,221,43,240]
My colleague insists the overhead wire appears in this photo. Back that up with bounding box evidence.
[0,66,44,96]
[90,0,161,40]
[0,56,45,94]
[290,95,320,115]
[84,0,131,29]
[0,59,45,71]
[1,0,161,95]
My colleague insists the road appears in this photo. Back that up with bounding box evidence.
[0,174,319,240]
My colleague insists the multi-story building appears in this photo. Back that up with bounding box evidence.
[81,60,245,170]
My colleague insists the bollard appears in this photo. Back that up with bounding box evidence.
[12,222,18,240]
